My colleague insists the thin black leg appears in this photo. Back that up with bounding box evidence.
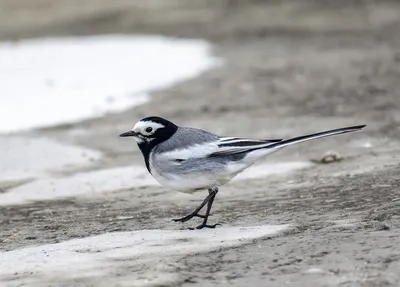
[191,187,221,229]
[172,189,216,223]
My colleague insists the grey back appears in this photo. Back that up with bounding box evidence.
[154,126,218,154]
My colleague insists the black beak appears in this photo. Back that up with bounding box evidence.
[119,131,138,137]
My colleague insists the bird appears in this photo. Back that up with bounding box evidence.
[119,116,366,229]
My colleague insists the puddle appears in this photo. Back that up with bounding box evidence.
[0,225,289,287]
[0,35,218,133]
[0,136,101,182]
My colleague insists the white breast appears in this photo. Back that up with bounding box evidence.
[149,152,221,193]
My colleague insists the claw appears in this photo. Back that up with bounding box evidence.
[172,188,218,225]
[188,223,222,230]
[172,213,207,223]
[172,214,194,223]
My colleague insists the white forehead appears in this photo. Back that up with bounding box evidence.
[132,120,165,131]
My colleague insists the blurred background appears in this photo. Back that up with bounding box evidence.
[1,1,400,286]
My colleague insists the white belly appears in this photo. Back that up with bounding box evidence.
[148,147,279,193]
[150,169,220,193]
[149,160,251,193]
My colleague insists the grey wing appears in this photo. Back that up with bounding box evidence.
[152,132,282,179]
[155,124,282,158]
[209,137,282,157]
[160,136,283,175]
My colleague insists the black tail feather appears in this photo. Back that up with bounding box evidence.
[266,125,366,150]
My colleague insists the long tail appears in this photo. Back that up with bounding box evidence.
[266,125,366,150]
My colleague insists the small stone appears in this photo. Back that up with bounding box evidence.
[380,223,391,231]
[25,236,37,240]
[311,151,343,164]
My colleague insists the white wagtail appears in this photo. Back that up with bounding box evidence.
[120,116,365,229]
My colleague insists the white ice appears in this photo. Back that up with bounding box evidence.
[0,161,310,206]
[304,267,325,274]
[0,136,102,182]
[0,225,289,287]
[0,35,218,133]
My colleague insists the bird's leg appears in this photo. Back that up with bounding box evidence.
[172,189,216,223]
[191,187,221,229]
[190,190,216,220]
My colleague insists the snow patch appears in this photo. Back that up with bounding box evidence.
[0,225,289,287]
[0,35,218,133]
[0,166,155,206]
[0,136,101,182]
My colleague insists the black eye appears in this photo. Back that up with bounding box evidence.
[145,127,153,133]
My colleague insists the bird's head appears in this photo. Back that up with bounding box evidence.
[119,116,178,147]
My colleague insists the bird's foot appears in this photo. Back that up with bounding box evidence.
[188,223,221,230]
[172,213,206,223]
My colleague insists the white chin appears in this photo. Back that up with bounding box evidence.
[134,137,145,144]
